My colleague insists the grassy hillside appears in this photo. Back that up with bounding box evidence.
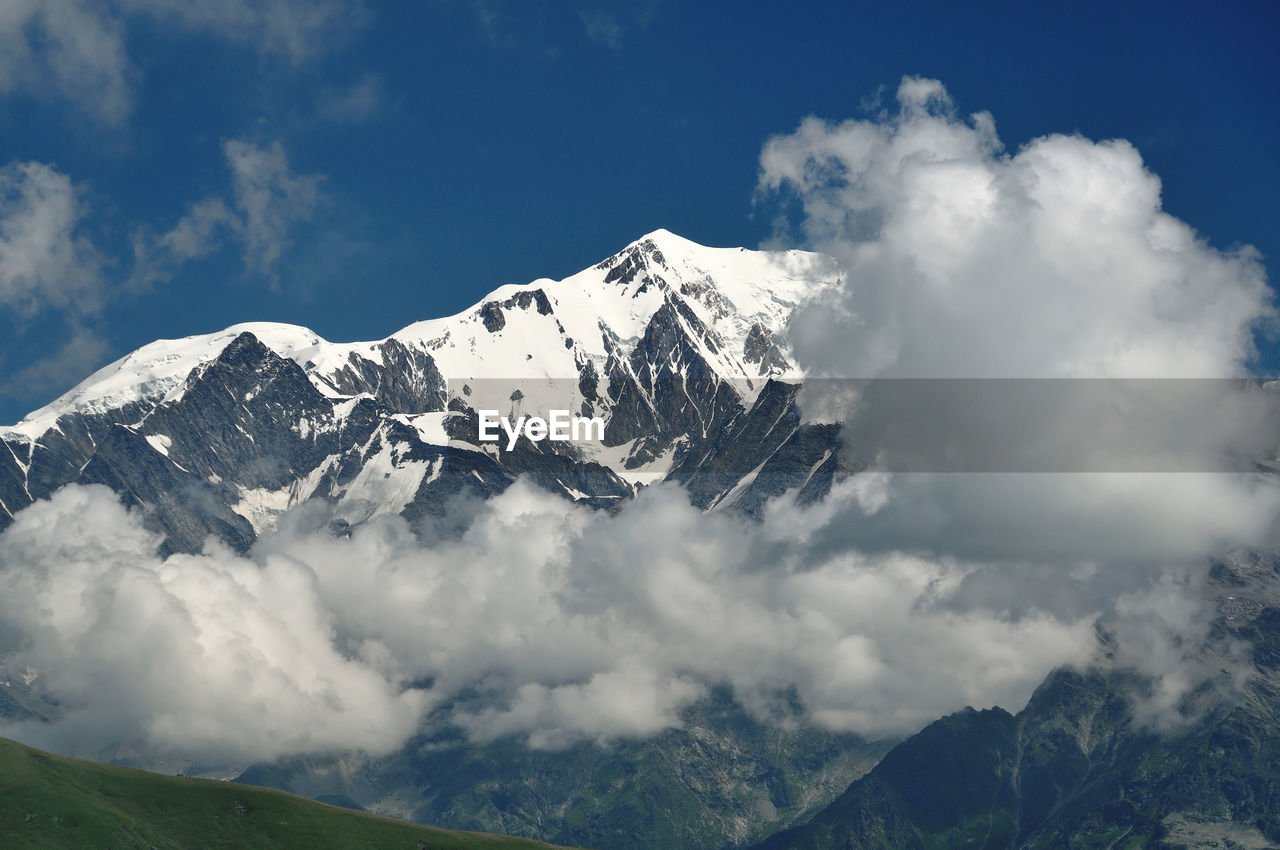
[0,736,582,850]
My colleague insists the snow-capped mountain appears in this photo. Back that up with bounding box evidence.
[0,230,848,552]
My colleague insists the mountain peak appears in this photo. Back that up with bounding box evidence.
[615,229,744,270]
[633,227,723,253]
[3,323,326,440]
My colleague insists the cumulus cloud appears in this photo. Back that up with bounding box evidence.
[751,78,1280,564]
[2,465,1270,762]
[759,76,1271,381]
[0,160,104,316]
[133,139,323,286]
[749,77,1280,722]
[0,0,361,125]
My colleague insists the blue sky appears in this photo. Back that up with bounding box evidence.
[1,0,1276,423]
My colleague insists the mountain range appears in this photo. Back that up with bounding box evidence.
[0,229,846,556]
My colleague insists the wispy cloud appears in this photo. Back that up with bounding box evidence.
[0,1,133,127]
[0,0,364,125]
[0,160,104,317]
[156,198,238,264]
[449,0,660,53]
[118,0,365,63]
[316,72,384,125]
[133,139,325,287]
[0,326,110,405]
[578,9,622,48]
[224,139,324,277]
[578,1,659,49]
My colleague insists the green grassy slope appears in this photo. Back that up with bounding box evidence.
[0,736,583,850]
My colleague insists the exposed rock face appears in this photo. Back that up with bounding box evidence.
[670,379,847,514]
[744,322,791,376]
[315,337,448,413]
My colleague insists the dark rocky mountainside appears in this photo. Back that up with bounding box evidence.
[752,554,1280,850]
[239,688,893,850]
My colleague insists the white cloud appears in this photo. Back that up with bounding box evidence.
[456,662,707,749]
[0,0,361,125]
[117,0,362,63]
[0,481,1103,761]
[224,139,323,277]
[133,139,323,285]
[1103,569,1251,730]
[2,459,1267,762]
[759,76,1272,381]
[156,197,239,262]
[751,75,1280,599]
[0,1,133,126]
[0,486,426,763]
[0,160,103,316]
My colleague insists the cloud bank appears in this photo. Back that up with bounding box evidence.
[0,486,425,763]
[0,481,1104,763]
[5,466,1270,764]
